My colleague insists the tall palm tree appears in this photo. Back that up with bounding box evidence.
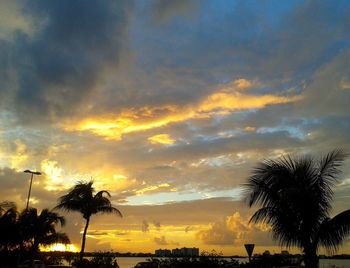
[245,150,350,268]
[55,181,122,262]
[18,208,70,254]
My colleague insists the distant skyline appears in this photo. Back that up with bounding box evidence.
[0,0,350,255]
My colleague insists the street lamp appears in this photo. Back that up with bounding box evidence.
[24,169,42,210]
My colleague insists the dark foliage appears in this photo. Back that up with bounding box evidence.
[0,202,69,267]
[56,181,122,263]
[244,150,350,268]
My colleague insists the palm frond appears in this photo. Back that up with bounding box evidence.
[250,206,276,224]
[318,209,350,253]
[244,150,348,253]
[316,150,347,213]
[318,150,347,184]
[95,190,111,198]
[244,158,293,208]
[40,232,70,246]
[96,206,123,217]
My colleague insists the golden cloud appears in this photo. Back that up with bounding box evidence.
[196,212,270,246]
[134,183,176,195]
[233,78,254,90]
[62,79,301,140]
[148,134,176,145]
[41,159,66,191]
[10,139,28,170]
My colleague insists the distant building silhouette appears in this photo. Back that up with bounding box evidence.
[155,249,171,257]
[155,247,199,257]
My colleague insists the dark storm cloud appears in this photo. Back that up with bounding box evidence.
[1,0,133,124]
[131,0,350,105]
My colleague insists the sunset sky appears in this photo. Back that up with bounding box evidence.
[1,0,350,256]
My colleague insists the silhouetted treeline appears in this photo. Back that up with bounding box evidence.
[137,253,300,268]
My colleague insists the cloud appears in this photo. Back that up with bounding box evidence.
[142,220,149,232]
[196,218,236,245]
[41,159,65,191]
[153,221,161,230]
[196,212,272,246]
[233,79,255,90]
[62,80,301,140]
[0,0,36,41]
[148,134,176,145]
[1,0,350,255]
[154,235,179,246]
[87,231,109,236]
[134,183,175,195]
[10,139,29,170]
[1,0,134,124]
[150,0,198,24]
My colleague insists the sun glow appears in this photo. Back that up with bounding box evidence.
[41,243,78,252]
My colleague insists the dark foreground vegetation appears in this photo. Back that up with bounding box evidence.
[0,202,69,267]
[0,252,300,268]
[0,181,122,268]
[1,150,349,268]
[245,150,350,268]
[134,251,302,268]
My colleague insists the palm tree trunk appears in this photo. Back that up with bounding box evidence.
[33,238,39,257]
[304,246,319,268]
[79,216,90,263]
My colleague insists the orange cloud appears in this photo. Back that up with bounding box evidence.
[134,183,176,195]
[233,78,254,90]
[148,134,176,145]
[196,212,270,246]
[10,139,29,170]
[62,79,301,140]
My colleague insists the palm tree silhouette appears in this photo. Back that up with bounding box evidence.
[245,150,350,268]
[56,181,122,263]
[0,202,20,252]
[18,208,69,254]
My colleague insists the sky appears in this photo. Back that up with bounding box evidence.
[1,0,350,256]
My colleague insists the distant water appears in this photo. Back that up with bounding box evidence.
[113,257,350,268]
[319,259,350,268]
[114,257,248,268]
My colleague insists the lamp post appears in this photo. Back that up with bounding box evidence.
[24,170,41,210]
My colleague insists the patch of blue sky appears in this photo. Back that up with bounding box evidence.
[301,118,321,126]
[257,126,305,140]
[194,130,242,142]
[125,187,243,205]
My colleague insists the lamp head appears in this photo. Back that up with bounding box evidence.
[24,170,42,175]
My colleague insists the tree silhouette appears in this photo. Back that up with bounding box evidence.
[18,208,70,255]
[245,150,350,268]
[0,202,20,252]
[56,181,122,263]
